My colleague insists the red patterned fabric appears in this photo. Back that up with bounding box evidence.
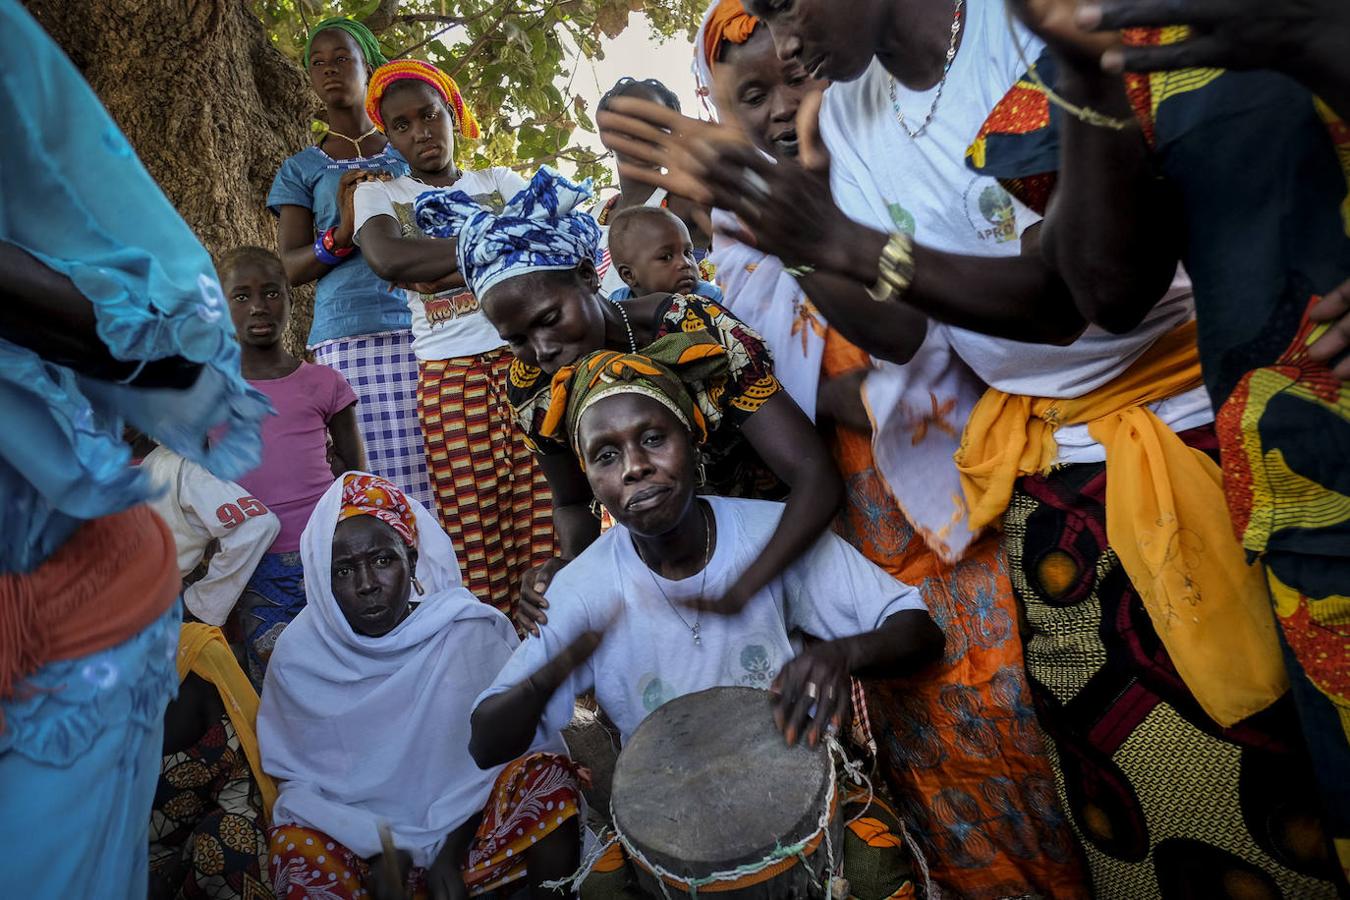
[338,473,418,550]
[417,347,556,616]
[269,753,580,898]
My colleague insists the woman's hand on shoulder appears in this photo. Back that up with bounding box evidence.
[517,556,567,636]
[771,641,852,749]
[335,169,391,247]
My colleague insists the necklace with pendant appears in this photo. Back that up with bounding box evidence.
[887,0,964,139]
[325,125,379,157]
[638,503,713,646]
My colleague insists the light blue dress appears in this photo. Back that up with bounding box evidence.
[0,2,266,895]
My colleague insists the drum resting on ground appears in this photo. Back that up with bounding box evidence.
[610,686,845,898]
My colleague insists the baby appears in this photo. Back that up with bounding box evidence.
[607,206,723,301]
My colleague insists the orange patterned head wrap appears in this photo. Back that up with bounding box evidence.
[702,0,760,73]
[540,332,729,468]
[365,59,480,139]
[338,472,419,550]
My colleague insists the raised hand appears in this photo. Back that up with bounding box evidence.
[1005,0,1119,67]
[1076,0,1350,81]
[596,93,867,276]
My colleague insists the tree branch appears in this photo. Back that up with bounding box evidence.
[362,0,403,33]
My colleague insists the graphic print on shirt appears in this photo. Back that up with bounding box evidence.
[392,189,508,328]
[887,202,917,238]
[638,673,676,713]
[725,630,782,689]
[962,176,1026,244]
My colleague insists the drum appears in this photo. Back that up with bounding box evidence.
[610,686,843,898]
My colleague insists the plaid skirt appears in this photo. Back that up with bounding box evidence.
[312,329,434,509]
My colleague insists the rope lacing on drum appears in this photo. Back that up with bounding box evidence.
[544,737,896,898]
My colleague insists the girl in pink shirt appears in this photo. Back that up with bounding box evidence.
[223,246,365,687]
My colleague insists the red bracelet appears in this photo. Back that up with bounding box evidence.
[322,226,356,259]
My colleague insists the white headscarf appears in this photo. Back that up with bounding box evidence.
[258,473,561,867]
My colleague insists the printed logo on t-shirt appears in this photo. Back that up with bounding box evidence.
[963,178,1019,244]
[887,202,917,238]
[393,189,507,326]
[726,632,781,688]
[638,673,676,713]
[424,291,480,325]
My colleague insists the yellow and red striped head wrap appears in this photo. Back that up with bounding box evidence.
[337,472,419,550]
[701,0,760,74]
[365,59,480,139]
[541,332,729,468]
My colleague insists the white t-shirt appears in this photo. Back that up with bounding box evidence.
[139,446,279,626]
[820,0,1212,463]
[476,496,928,744]
[354,168,526,361]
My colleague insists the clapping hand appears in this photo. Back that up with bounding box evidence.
[1073,0,1350,81]
[596,93,864,276]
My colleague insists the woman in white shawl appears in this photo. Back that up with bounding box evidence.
[259,472,581,900]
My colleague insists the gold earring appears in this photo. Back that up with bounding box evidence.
[412,575,425,596]
[590,498,604,519]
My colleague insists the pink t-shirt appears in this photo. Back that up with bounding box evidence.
[239,362,357,552]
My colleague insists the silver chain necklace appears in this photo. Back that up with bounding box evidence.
[637,503,713,646]
[607,297,639,352]
[887,0,964,139]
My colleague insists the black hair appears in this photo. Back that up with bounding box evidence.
[598,76,681,113]
[216,246,286,285]
[607,206,684,266]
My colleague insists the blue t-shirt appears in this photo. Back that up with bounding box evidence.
[268,145,412,346]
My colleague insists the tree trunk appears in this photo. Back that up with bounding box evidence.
[23,0,319,351]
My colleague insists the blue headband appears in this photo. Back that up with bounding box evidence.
[414,166,601,299]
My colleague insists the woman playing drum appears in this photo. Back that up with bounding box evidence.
[469,337,945,898]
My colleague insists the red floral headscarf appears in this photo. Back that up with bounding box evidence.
[337,473,418,550]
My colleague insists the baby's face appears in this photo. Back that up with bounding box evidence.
[618,214,700,296]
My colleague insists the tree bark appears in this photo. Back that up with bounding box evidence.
[23,0,319,351]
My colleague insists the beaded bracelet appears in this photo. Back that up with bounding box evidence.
[866,232,916,304]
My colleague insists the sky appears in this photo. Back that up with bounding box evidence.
[563,14,704,189]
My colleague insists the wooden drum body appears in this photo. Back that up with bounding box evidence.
[610,686,843,898]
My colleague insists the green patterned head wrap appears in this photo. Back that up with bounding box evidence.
[304,17,388,69]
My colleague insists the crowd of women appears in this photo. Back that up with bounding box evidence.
[1,0,1348,897]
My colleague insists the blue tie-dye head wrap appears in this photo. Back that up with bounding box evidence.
[414,166,601,299]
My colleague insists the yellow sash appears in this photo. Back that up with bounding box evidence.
[177,623,277,819]
[955,322,1288,726]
